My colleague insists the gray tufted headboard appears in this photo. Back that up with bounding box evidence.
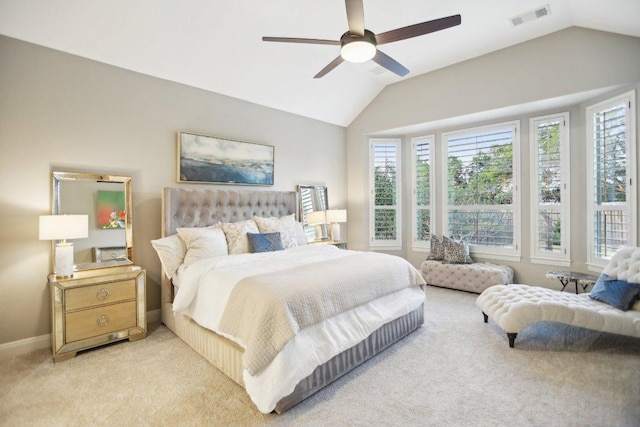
[162,188,298,237]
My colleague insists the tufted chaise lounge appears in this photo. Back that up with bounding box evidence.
[420,260,513,293]
[476,247,640,347]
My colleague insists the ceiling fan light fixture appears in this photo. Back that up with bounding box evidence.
[341,40,376,63]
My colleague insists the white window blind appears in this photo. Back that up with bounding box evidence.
[369,138,402,249]
[530,113,570,266]
[586,91,636,267]
[411,135,434,250]
[442,121,520,259]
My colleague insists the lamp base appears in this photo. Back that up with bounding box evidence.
[55,242,75,278]
[330,223,341,242]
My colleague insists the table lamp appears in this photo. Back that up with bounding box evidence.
[306,210,327,241]
[326,209,347,242]
[39,214,89,278]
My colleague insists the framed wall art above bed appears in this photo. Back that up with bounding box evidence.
[177,131,274,185]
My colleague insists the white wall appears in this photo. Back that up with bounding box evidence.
[346,27,640,287]
[0,36,346,345]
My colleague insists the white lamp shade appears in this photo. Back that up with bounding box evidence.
[326,209,347,224]
[39,215,89,241]
[306,210,327,225]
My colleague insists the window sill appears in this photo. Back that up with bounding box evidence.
[530,257,571,267]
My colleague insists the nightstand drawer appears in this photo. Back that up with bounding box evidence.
[66,279,136,311]
[65,301,137,343]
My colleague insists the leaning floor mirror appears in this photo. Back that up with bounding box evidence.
[52,171,133,270]
[297,184,328,242]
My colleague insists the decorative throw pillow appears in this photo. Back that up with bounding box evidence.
[177,224,228,266]
[589,273,640,311]
[253,214,299,249]
[221,219,260,254]
[442,236,474,264]
[247,232,284,253]
[294,221,308,246]
[150,234,187,279]
[427,234,445,260]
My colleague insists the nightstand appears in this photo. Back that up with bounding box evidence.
[49,264,146,362]
[309,240,348,250]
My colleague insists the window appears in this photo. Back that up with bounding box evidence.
[530,112,571,266]
[586,91,636,267]
[411,135,435,251]
[369,138,402,249]
[441,121,520,260]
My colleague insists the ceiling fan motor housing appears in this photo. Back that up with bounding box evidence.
[340,29,377,63]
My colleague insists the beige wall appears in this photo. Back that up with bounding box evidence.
[0,36,346,345]
[346,27,640,287]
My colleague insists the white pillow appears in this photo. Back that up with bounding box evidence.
[150,234,187,280]
[294,221,308,246]
[253,214,299,249]
[221,219,259,254]
[177,224,228,266]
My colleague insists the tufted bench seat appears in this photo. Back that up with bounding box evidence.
[420,260,513,293]
[476,284,640,347]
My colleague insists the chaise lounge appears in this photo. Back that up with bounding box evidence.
[476,247,640,347]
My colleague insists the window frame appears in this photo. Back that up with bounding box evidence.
[440,120,521,261]
[585,90,637,269]
[410,135,436,252]
[369,137,402,250]
[529,112,571,266]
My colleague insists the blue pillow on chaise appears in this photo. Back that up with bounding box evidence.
[589,273,640,311]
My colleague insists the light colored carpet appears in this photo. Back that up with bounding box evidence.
[1,286,639,426]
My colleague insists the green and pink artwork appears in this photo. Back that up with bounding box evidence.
[97,190,126,229]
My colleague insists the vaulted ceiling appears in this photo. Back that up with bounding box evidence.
[1,0,638,126]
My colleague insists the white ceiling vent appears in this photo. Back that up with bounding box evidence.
[510,5,551,27]
[369,66,388,75]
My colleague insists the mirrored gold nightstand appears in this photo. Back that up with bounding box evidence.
[49,264,146,362]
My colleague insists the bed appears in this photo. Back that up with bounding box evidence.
[156,187,425,413]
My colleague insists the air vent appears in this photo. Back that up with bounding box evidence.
[510,4,551,27]
[369,66,388,75]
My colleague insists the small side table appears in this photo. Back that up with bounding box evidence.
[545,271,599,294]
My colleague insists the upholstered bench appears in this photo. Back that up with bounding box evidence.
[420,260,513,293]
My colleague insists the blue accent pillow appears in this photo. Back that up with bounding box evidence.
[247,232,284,253]
[589,273,640,311]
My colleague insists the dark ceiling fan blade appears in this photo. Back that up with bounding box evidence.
[314,56,345,79]
[372,50,409,77]
[375,14,461,45]
[262,36,340,46]
[345,0,365,36]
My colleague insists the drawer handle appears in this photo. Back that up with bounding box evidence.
[96,288,110,300]
[97,315,110,327]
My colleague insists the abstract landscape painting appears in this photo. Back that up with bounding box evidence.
[178,132,274,185]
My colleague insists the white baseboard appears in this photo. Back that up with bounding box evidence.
[0,309,162,358]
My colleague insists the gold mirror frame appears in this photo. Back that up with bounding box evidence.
[52,171,133,270]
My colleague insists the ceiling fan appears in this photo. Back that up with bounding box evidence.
[262,0,461,78]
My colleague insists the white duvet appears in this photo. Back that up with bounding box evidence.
[172,245,425,413]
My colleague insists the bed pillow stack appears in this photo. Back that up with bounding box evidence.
[151,215,309,277]
[427,234,473,264]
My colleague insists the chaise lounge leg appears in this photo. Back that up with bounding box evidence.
[482,312,488,323]
[507,333,517,348]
